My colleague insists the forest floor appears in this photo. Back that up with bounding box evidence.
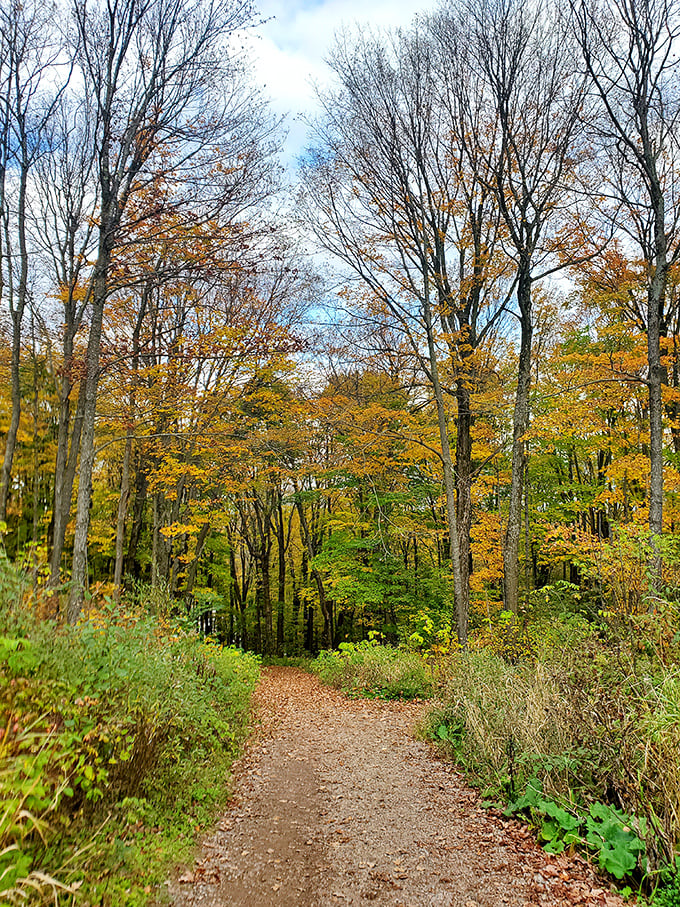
[166,667,629,907]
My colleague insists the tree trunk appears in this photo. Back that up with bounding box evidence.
[294,489,334,648]
[67,186,115,622]
[503,268,533,614]
[185,522,211,594]
[276,499,286,656]
[259,552,274,655]
[113,432,132,600]
[152,490,172,588]
[455,377,473,616]
[0,332,21,524]
[422,287,466,646]
[48,349,84,587]
[0,140,30,525]
[647,181,667,595]
[289,551,301,651]
[125,454,147,578]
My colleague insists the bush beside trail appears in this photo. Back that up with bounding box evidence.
[0,559,259,905]
[311,637,436,700]
[426,606,680,900]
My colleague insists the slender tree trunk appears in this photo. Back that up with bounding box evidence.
[113,432,132,600]
[49,351,81,586]
[0,145,30,525]
[647,184,667,596]
[455,378,473,614]
[0,329,22,524]
[422,288,466,646]
[503,268,533,614]
[152,490,172,588]
[305,602,314,653]
[67,301,104,622]
[30,316,41,587]
[67,193,115,622]
[125,455,147,577]
[524,458,531,591]
[114,287,148,599]
[259,551,274,655]
[289,551,301,651]
[276,499,286,656]
[185,522,210,594]
[294,490,334,648]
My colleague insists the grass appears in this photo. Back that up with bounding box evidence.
[0,559,260,905]
[425,608,680,891]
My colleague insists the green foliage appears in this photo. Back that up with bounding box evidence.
[311,637,435,699]
[472,609,537,663]
[585,802,646,879]
[505,781,645,876]
[653,877,680,907]
[505,779,580,855]
[0,569,260,905]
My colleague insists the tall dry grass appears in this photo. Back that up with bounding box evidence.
[430,616,680,871]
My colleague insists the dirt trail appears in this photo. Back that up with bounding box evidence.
[167,667,626,907]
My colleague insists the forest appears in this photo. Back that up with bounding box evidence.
[3,0,680,901]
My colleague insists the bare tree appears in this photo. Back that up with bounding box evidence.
[570,0,680,584]
[465,0,588,612]
[0,0,67,524]
[301,25,511,645]
[30,95,98,587]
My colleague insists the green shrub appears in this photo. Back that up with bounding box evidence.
[312,637,435,699]
[653,878,680,907]
[0,569,260,905]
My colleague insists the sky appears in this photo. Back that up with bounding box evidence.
[246,0,433,167]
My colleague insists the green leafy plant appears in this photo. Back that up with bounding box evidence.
[0,581,260,904]
[505,779,581,855]
[312,639,435,699]
[504,780,646,877]
[652,877,680,907]
[585,802,646,879]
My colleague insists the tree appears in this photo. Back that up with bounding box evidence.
[302,24,512,645]
[0,0,66,524]
[30,94,98,587]
[464,0,588,612]
[571,0,680,586]
[66,0,277,621]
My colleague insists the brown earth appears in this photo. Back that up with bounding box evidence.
[166,667,629,907]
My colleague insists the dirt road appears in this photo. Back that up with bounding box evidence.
[167,667,626,907]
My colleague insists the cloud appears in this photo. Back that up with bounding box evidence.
[247,0,432,163]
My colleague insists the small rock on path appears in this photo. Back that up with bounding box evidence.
[167,667,627,907]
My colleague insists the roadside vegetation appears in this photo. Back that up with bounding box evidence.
[311,635,436,700]
[427,602,680,900]
[0,557,259,906]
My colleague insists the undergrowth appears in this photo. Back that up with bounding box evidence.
[426,605,680,897]
[311,636,435,699]
[0,558,259,905]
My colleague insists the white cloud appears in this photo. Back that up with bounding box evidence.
[246,0,433,165]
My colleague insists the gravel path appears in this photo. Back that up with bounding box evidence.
[167,667,627,907]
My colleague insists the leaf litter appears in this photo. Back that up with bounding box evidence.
[167,667,630,906]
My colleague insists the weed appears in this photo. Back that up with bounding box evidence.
[427,610,680,884]
[0,563,260,904]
